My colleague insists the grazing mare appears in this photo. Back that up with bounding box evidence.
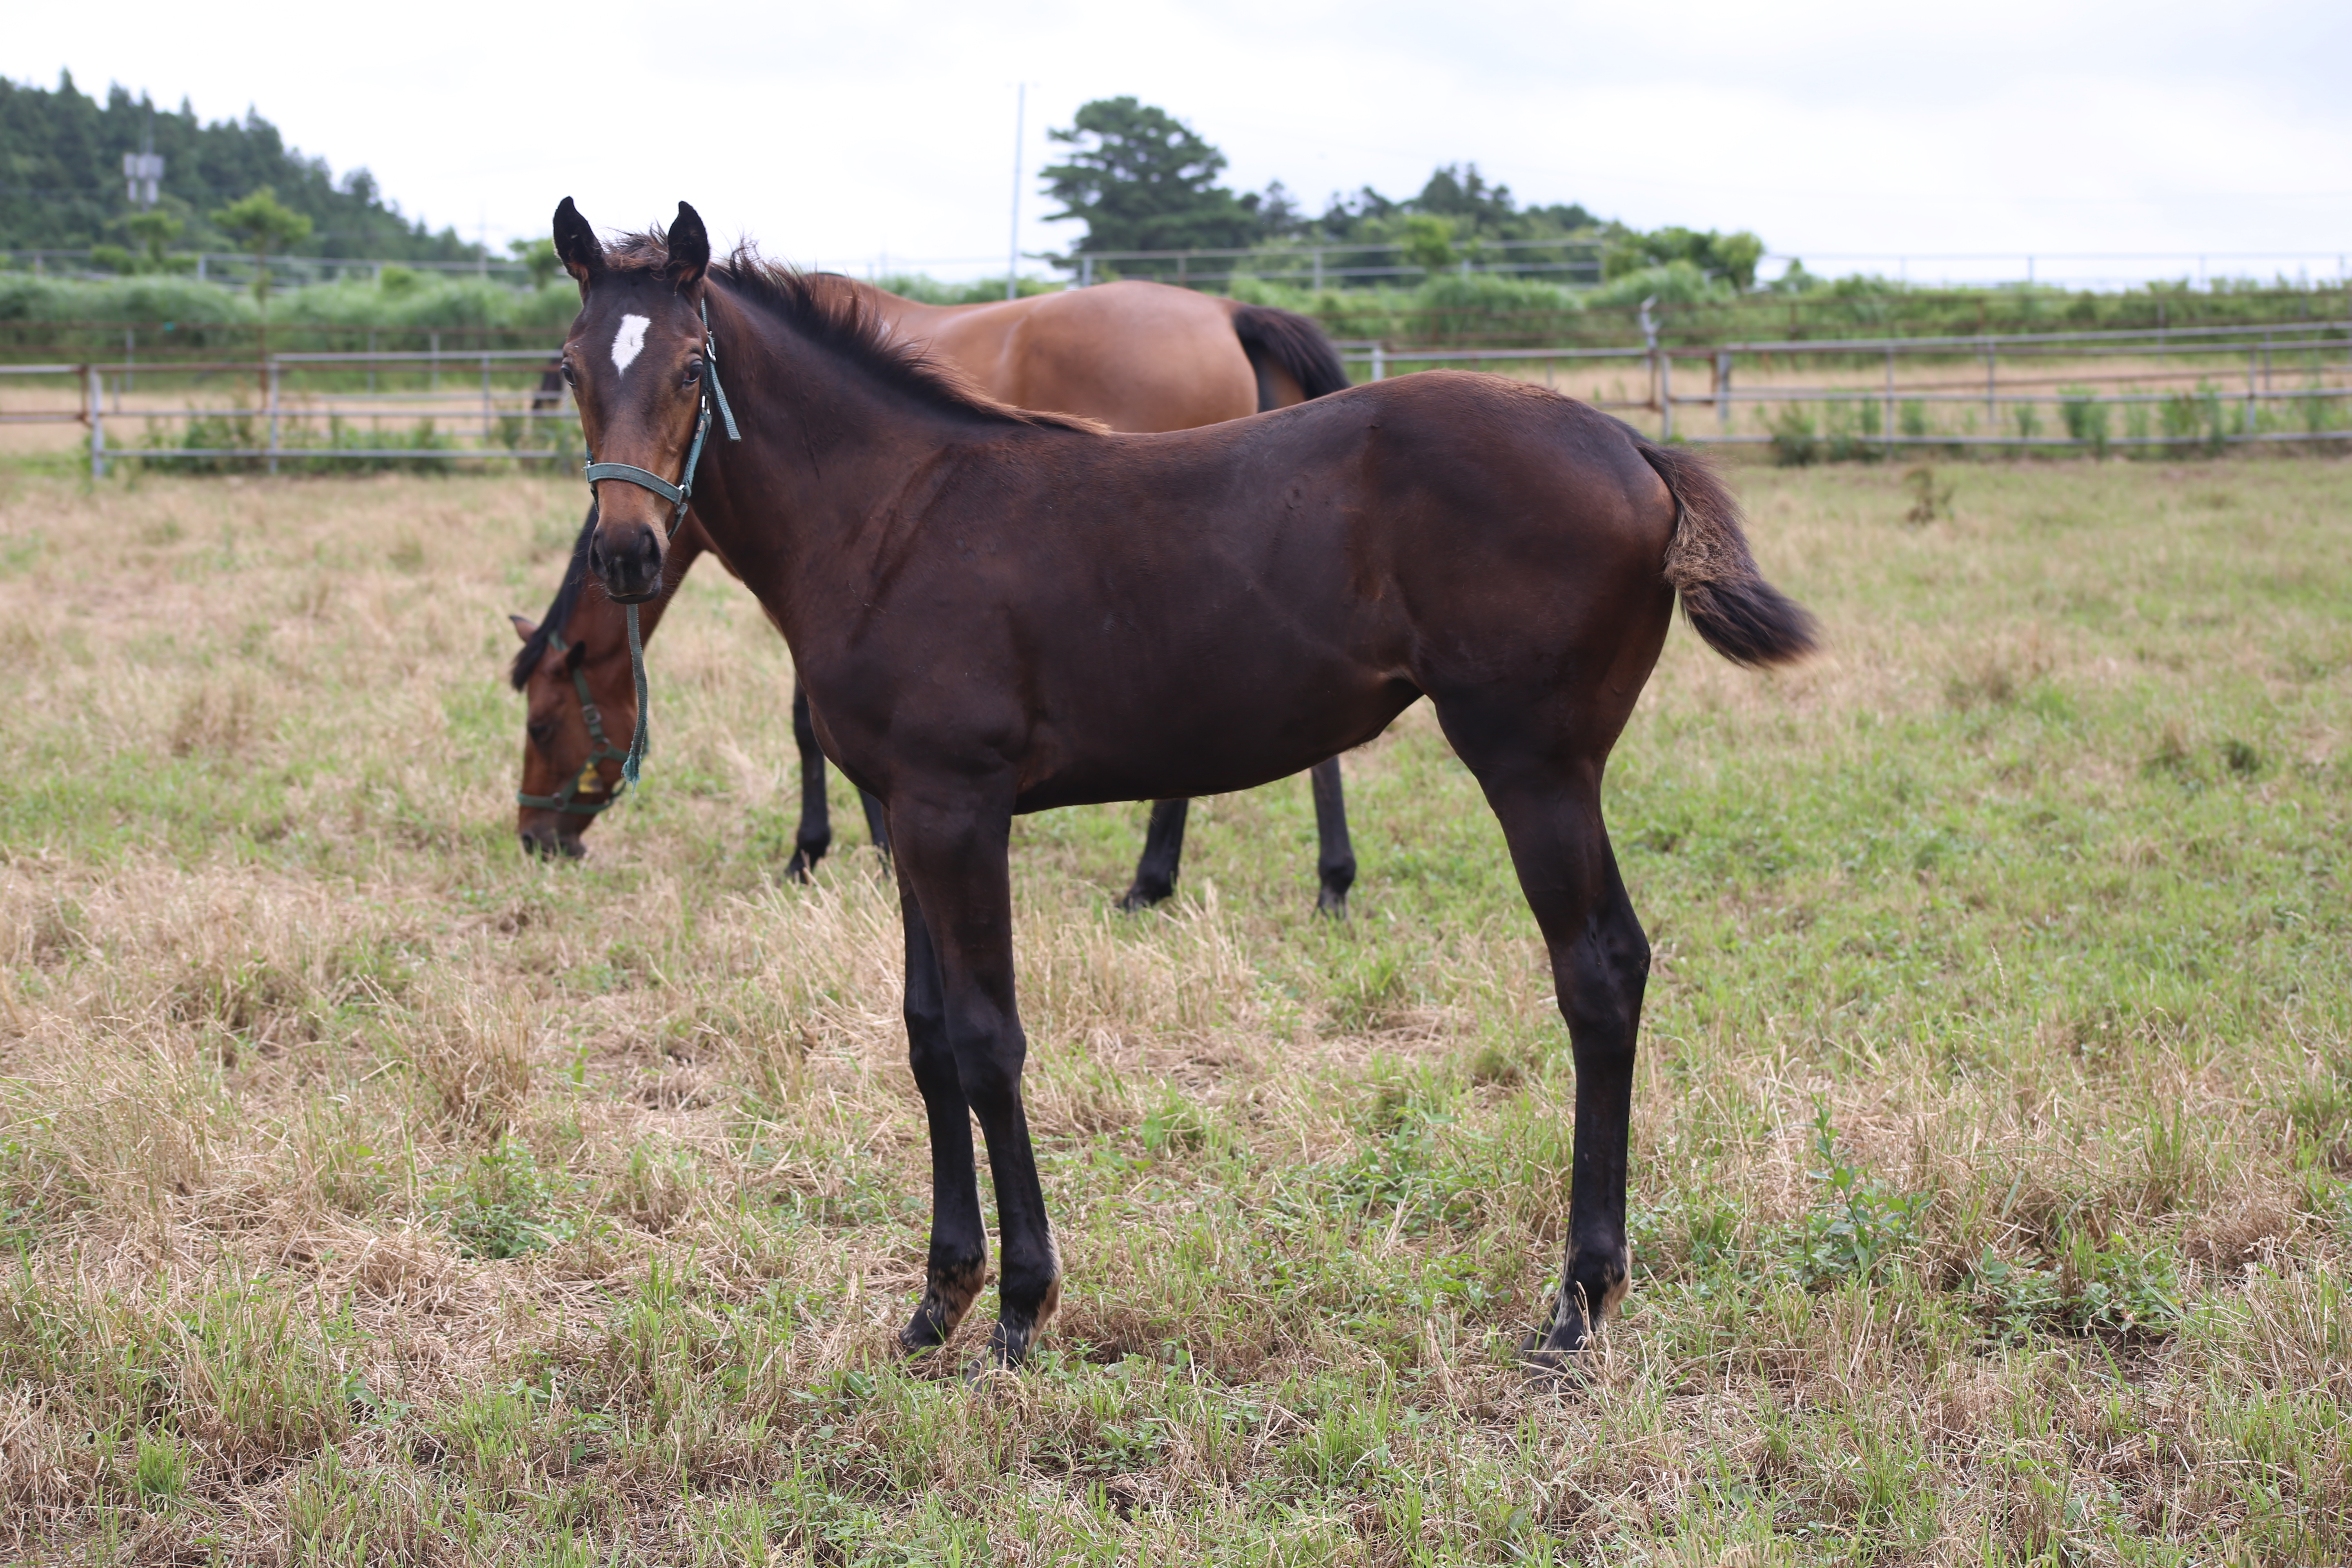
[511,277,1358,911]
[552,201,1814,1372]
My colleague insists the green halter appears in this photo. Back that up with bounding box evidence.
[580,296,742,787]
[515,628,634,818]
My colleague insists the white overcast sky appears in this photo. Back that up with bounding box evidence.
[9,0,2348,286]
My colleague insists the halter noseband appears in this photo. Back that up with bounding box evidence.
[575,294,743,788]
[515,627,634,818]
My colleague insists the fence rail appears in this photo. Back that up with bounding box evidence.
[0,348,574,476]
[2,248,536,288]
[6,320,2347,474]
[1340,318,2352,450]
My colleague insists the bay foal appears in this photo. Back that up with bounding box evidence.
[553,202,1813,1372]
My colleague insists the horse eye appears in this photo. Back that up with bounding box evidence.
[528,720,554,745]
[682,359,704,385]
[560,363,577,386]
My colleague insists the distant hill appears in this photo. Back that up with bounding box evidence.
[0,69,483,262]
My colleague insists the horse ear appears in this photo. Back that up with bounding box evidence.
[552,198,604,288]
[509,613,537,643]
[667,201,710,289]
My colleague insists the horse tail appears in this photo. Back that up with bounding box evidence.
[1229,304,1350,408]
[1630,435,1817,668]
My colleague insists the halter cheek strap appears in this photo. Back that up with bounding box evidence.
[579,296,743,787]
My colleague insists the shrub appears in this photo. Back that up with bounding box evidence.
[2059,386,2111,455]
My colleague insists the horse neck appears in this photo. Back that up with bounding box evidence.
[697,285,1002,567]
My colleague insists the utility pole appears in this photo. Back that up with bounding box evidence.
[1007,83,1026,302]
[122,108,163,208]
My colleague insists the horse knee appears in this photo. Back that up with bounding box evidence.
[951,1041,1026,1121]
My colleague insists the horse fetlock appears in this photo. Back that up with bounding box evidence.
[980,1240,1063,1370]
[898,1251,987,1356]
[1117,877,1174,912]
[1524,1239,1631,1365]
[786,830,832,884]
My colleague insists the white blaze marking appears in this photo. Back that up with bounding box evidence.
[611,314,650,374]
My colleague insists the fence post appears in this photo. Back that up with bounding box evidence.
[482,354,493,442]
[1637,296,1661,435]
[1370,344,1385,382]
[2245,347,2258,437]
[1884,347,1896,456]
[86,365,106,481]
[1984,342,1997,432]
[1313,250,1323,290]
[1079,255,1093,288]
[1716,350,1732,432]
[267,360,281,476]
[430,331,440,392]
[1660,354,1674,441]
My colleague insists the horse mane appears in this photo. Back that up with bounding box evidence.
[512,505,598,689]
[603,228,1102,434]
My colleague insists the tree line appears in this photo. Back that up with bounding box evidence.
[1039,96,1769,292]
[0,71,484,265]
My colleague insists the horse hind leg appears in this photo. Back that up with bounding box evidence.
[1439,717,1649,1376]
[1522,848,1648,1375]
[860,789,893,865]
[1118,799,1190,911]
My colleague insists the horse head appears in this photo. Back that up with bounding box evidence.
[552,196,719,604]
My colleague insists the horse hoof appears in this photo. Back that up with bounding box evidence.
[1517,1333,1585,1386]
[1117,884,1172,913]
[1315,888,1349,918]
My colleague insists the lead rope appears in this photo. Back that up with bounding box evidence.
[588,296,741,795]
[624,602,651,786]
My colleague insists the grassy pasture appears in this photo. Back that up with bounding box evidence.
[0,452,2347,1564]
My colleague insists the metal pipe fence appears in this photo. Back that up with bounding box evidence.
[2,248,537,288]
[7,321,2346,474]
[1339,319,2352,452]
[0,348,578,477]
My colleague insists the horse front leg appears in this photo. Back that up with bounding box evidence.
[891,790,1061,1370]
[1308,758,1357,916]
[895,882,987,1356]
[785,681,833,880]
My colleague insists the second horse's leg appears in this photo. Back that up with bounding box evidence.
[1118,799,1191,911]
[860,790,892,862]
[785,681,833,880]
[1309,757,1357,916]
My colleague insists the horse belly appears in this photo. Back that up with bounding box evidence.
[1009,637,1410,813]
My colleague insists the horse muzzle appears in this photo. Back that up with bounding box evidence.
[587,518,666,603]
